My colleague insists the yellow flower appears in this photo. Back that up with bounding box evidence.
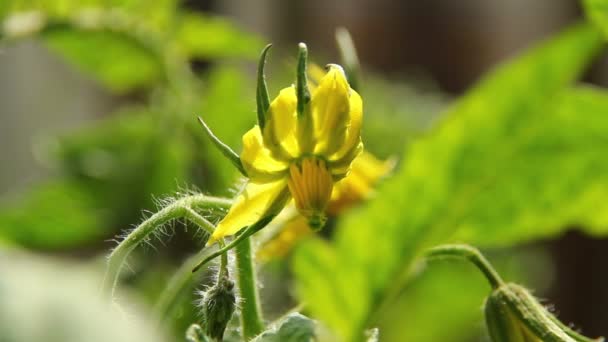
[257,151,394,261]
[208,49,363,244]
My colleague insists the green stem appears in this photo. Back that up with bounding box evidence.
[218,239,229,279]
[100,194,231,298]
[235,236,264,340]
[425,244,504,289]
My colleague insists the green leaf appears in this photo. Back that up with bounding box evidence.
[42,27,163,93]
[294,23,603,341]
[251,313,316,342]
[453,85,608,246]
[1,3,174,93]
[583,0,608,38]
[0,180,107,249]
[174,13,263,60]
[379,262,486,342]
[0,110,190,249]
[55,109,190,217]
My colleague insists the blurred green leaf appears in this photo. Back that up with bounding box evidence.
[174,13,263,60]
[0,109,191,249]
[380,248,546,342]
[42,27,163,93]
[251,313,316,342]
[0,0,177,31]
[0,180,106,249]
[1,3,262,93]
[55,109,190,219]
[1,6,167,93]
[453,85,608,246]
[362,74,447,158]
[294,23,603,341]
[380,262,486,342]
[583,0,608,38]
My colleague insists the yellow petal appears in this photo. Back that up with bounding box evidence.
[263,86,300,160]
[329,87,363,162]
[307,63,327,91]
[241,126,288,183]
[257,214,311,261]
[350,151,396,183]
[328,140,363,179]
[328,151,395,214]
[210,180,290,242]
[311,65,351,156]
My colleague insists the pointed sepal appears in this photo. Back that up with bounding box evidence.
[296,42,311,117]
[256,44,272,129]
[197,116,247,176]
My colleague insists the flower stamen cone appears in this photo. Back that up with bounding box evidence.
[287,157,333,230]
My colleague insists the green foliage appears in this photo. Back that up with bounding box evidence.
[380,262,486,342]
[174,13,262,60]
[0,180,106,248]
[0,0,261,93]
[583,0,608,38]
[361,74,447,158]
[0,110,190,249]
[43,28,163,92]
[294,23,605,341]
[454,86,608,246]
[251,313,316,342]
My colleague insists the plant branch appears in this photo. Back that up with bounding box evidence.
[101,194,231,298]
[425,244,504,289]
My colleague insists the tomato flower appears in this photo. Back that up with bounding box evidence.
[208,44,363,244]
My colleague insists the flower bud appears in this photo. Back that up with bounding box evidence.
[199,275,236,341]
[485,283,603,342]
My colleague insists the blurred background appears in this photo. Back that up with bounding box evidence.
[1,0,607,341]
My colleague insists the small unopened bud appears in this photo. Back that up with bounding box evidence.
[485,283,603,342]
[199,275,236,342]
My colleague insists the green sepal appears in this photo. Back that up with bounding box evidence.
[547,307,605,342]
[488,284,603,342]
[256,44,272,129]
[296,42,311,117]
[197,116,247,176]
[335,27,361,92]
[485,290,534,342]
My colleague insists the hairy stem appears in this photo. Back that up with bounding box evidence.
[425,244,504,289]
[235,236,264,339]
[101,194,231,297]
